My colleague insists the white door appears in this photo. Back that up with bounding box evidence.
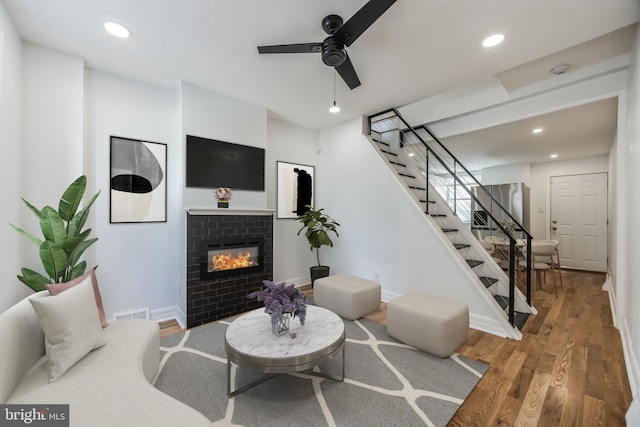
[550,173,608,272]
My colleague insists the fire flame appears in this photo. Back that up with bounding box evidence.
[211,251,256,271]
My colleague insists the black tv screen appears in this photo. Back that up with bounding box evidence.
[186,135,265,191]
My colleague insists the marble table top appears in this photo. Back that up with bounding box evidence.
[225,305,344,372]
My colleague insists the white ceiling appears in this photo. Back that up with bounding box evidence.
[3,0,638,132]
[438,97,619,170]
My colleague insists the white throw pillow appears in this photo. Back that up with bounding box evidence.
[29,276,107,382]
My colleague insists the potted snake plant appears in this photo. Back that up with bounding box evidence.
[296,205,340,286]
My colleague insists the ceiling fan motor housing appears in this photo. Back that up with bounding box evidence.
[322,37,346,67]
[322,14,343,35]
[257,1,398,90]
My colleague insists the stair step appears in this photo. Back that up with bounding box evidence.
[379,149,398,157]
[466,259,484,268]
[493,296,530,329]
[373,139,390,147]
[430,213,447,217]
[479,276,499,288]
[419,199,436,204]
[389,162,407,169]
[453,243,470,250]
[441,228,458,233]
[513,312,530,330]
[410,186,427,191]
[399,173,416,179]
[494,295,509,310]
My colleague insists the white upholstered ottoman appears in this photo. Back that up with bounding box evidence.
[387,292,469,358]
[314,275,381,320]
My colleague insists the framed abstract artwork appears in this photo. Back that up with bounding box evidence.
[110,136,167,223]
[276,161,314,219]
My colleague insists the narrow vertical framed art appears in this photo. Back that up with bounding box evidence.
[276,161,315,219]
[110,136,167,223]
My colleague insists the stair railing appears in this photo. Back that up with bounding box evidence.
[368,108,532,325]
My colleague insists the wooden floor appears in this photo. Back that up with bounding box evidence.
[159,270,631,426]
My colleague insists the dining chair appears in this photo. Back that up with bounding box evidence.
[520,240,558,296]
[531,239,563,290]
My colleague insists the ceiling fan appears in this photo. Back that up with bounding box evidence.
[257,0,397,90]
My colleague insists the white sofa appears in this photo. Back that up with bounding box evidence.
[0,291,209,427]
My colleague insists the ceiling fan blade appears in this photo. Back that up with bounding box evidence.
[335,53,361,90]
[333,0,397,47]
[257,43,322,54]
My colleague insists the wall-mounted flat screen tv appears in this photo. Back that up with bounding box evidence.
[186,135,265,191]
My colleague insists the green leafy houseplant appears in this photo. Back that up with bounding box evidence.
[9,176,100,292]
[497,218,518,238]
[296,206,340,266]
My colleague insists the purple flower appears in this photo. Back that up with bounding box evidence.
[247,280,307,327]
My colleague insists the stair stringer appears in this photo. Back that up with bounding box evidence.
[389,136,537,321]
[420,183,534,316]
[362,132,527,339]
[368,129,534,314]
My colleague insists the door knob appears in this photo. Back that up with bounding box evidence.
[552,220,557,224]
[552,227,557,231]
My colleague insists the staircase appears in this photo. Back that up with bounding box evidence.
[366,109,534,332]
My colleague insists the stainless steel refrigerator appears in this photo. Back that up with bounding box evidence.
[471,183,530,240]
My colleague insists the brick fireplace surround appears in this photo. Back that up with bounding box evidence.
[186,210,274,328]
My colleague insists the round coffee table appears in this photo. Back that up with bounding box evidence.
[225,305,345,397]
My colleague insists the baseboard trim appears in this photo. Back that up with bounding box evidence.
[469,313,510,339]
[603,273,618,328]
[381,289,400,302]
[627,395,640,427]
[285,276,311,287]
[603,275,640,425]
[151,305,186,330]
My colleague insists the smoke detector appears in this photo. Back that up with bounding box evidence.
[550,63,570,75]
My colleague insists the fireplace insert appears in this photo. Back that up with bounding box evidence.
[200,237,264,280]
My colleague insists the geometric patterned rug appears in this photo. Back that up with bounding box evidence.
[154,316,488,426]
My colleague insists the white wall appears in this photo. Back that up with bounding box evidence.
[318,118,496,319]
[0,2,25,313]
[20,44,86,271]
[83,70,182,321]
[608,131,619,298]
[529,155,609,240]
[481,163,531,186]
[623,23,640,426]
[23,44,84,200]
[266,118,319,284]
[181,82,267,210]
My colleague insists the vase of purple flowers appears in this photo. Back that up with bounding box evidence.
[248,280,306,337]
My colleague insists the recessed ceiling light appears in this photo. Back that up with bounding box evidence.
[104,22,131,38]
[482,34,504,47]
[550,154,558,159]
[408,152,415,157]
[532,128,543,134]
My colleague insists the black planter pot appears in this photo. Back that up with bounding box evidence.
[310,265,330,287]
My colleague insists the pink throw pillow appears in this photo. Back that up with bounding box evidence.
[47,269,108,328]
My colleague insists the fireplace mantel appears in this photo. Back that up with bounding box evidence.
[185,208,275,216]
